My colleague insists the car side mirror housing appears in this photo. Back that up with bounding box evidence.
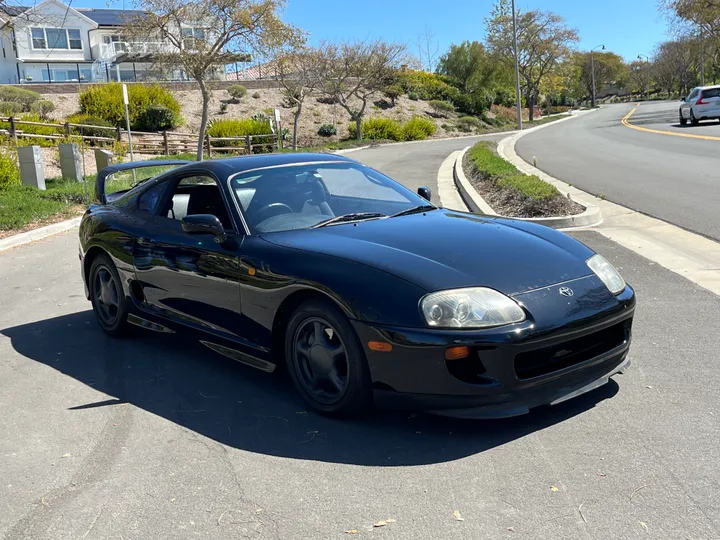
[417,186,432,202]
[182,214,227,243]
[680,97,686,102]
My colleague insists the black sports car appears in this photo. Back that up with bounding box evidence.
[79,153,635,418]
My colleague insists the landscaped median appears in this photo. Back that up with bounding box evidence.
[454,141,602,228]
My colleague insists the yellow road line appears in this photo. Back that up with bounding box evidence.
[621,106,720,141]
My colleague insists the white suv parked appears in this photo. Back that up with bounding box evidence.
[679,85,720,125]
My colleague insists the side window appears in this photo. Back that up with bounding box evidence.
[702,88,720,99]
[136,182,168,214]
[167,175,233,230]
[689,89,699,101]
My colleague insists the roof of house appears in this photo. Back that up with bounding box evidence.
[75,8,148,26]
[0,4,29,17]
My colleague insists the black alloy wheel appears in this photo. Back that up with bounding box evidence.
[691,110,699,125]
[285,299,372,416]
[89,254,129,336]
[679,110,687,126]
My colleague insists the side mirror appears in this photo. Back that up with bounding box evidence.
[680,97,686,102]
[182,214,227,243]
[417,186,432,202]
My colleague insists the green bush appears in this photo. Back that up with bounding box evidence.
[456,116,482,132]
[429,100,454,116]
[498,174,557,200]
[407,91,420,101]
[401,116,437,141]
[79,83,181,128]
[206,117,274,151]
[317,124,337,137]
[227,84,247,102]
[0,102,23,115]
[494,88,515,107]
[135,104,179,131]
[455,90,494,116]
[0,147,20,190]
[467,142,518,178]
[384,84,403,105]
[252,92,261,99]
[30,99,55,119]
[66,113,116,138]
[399,70,456,101]
[348,117,403,141]
[0,87,41,109]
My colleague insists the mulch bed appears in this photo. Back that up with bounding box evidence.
[462,152,585,218]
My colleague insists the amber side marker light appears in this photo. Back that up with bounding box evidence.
[368,341,392,352]
[445,346,471,360]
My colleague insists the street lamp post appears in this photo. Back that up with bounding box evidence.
[511,0,522,131]
[590,44,605,108]
[637,54,650,99]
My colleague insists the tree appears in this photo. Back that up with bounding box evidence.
[417,25,439,72]
[571,51,628,100]
[629,59,652,95]
[273,46,321,150]
[486,0,578,120]
[128,0,301,160]
[436,41,499,94]
[653,38,700,94]
[316,40,407,140]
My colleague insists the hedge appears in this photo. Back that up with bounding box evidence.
[79,83,181,129]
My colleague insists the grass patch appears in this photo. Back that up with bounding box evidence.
[464,140,583,218]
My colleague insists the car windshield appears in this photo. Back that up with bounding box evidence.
[230,161,428,233]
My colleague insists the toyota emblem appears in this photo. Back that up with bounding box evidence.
[559,286,574,297]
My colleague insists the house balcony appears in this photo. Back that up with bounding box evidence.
[100,41,167,63]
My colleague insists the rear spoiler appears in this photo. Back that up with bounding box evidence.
[95,160,191,204]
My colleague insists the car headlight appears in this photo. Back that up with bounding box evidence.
[587,254,625,294]
[420,287,526,328]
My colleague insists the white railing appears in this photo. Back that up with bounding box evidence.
[100,41,166,60]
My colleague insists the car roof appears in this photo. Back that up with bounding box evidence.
[697,85,720,90]
[178,152,356,177]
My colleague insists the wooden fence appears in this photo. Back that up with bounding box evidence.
[0,116,280,156]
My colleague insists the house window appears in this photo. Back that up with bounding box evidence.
[30,28,83,51]
[68,29,82,50]
[182,27,205,50]
[31,28,46,49]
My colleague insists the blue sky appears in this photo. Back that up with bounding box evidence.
[73,0,670,62]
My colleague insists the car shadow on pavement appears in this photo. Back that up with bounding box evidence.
[2,311,619,467]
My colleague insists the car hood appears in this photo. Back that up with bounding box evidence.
[261,210,595,295]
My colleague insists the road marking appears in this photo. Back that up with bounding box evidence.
[621,107,720,141]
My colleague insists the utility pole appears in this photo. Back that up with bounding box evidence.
[700,26,705,86]
[511,0,522,131]
[591,44,605,108]
[637,54,650,99]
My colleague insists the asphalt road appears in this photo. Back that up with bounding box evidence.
[1,139,720,539]
[516,101,720,240]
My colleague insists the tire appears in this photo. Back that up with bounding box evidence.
[691,110,699,125]
[679,110,687,126]
[89,253,129,336]
[284,298,372,416]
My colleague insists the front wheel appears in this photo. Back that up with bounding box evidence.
[89,253,129,336]
[679,110,687,125]
[285,298,372,416]
[691,110,699,125]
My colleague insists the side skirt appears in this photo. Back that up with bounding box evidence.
[200,340,277,373]
[128,313,175,333]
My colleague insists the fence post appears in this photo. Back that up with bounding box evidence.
[205,133,212,157]
[246,134,252,155]
[64,121,71,137]
[163,131,169,156]
[9,116,18,146]
[116,126,122,141]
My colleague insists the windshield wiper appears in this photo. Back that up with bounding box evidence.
[391,204,438,218]
[312,212,386,228]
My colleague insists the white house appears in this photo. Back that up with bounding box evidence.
[0,0,228,84]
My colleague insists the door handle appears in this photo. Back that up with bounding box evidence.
[137,237,156,247]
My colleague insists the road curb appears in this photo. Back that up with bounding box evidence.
[0,216,81,253]
[453,144,602,229]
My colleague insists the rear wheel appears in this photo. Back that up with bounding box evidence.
[690,110,699,125]
[679,110,687,125]
[285,298,372,416]
[89,254,129,336]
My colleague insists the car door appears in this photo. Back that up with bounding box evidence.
[132,172,246,340]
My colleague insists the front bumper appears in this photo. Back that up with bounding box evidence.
[352,283,635,419]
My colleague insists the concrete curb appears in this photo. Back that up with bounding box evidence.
[453,144,602,229]
[0,216,81,253]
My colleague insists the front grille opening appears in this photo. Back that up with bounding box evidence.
[514,322,626,380]
[446,350,488,384]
